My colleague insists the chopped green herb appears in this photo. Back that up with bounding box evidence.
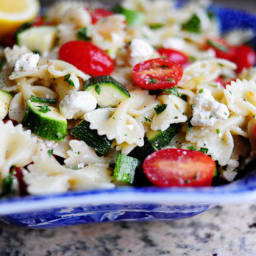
[184,179,191,184]
[74,165,81,170]
[229,90,232,95]
[199,147,208,154]
[77,151,81,155]
[47,149,53,157]
[187,146,197,151]
[32,50,41,55]
[164,87,181,97]
[209,83,218,88]
[207,39,228,52]
[218,63,224,67]
[181,14,201,33]
[199,89,204,93]
[149,78,157,84]
[154,104,167,114]
[216,129,220,134]
[1,173,14,196]
[69,145,73,151]
[30,95,56,104]
[38,105,50,113]
[0,58,6,72]
[207,10,215,20]
[149,23,164,30]
[64,74,75,87]
[186,119,193,132]
[144,117,152,122]
[189,56,197,62]
[95,84,101,95]
[191,104,195,110]
[167,78,174,83]
[77,27,90,41]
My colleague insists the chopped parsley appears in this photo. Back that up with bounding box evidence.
[164,87,181,97]
[47,149,54,157]
[187,146,197,151]
[144,117,152,122]
[167,78,174,83]
[33,50,41,55]
[149,23,164,30]
[77,27,90,41]
[0,58,6,72]
[189,56,197,62]
[207,10,215,20]
[149,78,157,84]
[218,63,224,67]
[181,14,201,33]
[199,147,208,154]
[154,104,167,114]
[1,172,14,197]
[186,119,193,132]
[191,104,195,110]
[216,129,220,135]
[38,105,51,113]
[207,39,228,52]
[95,84,101,95]
[199,89,204,93]
[30,95,56,104]
[64,74,75,87]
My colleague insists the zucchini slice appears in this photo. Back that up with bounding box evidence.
[129,125,178,160]
[114,153,139,184]
[70,120,112,155]
[0,89,12,120]
[113,5,145,26]
[17,26,57,54]
[146,125,178,151]
[22,100,67,141]
[84,76,130,107]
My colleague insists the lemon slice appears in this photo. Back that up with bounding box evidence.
[0,0,40,36]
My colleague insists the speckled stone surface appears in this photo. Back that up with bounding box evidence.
[1,204,256,256]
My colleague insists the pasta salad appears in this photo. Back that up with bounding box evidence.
[0,0,255,196]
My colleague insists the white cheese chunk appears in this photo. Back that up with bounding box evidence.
[191,89,230,127]
[162,37,186,51]
[14,53,40,72]
[129,38,157,66]
[60,91,97,119]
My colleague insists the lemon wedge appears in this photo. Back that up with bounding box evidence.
[0,0,39,37]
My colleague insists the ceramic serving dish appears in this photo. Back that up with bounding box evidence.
[1,2,256,228]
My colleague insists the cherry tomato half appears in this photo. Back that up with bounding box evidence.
[33,16,45,26]
[143,148,216,187]
[234,45,256,73]
[59,41,114,76]
[158,48,189,66]
[91,8,113,24]
[132,58,183,90]
[204,38,236,61]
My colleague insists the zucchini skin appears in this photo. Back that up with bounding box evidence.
[22,105,67,141]
[114,154,139,184]
[70,120,112,155]
[84,76,130,98]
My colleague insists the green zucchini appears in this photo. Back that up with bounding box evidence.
[129,125,178,160]
[113,5,145,26]
[114,153,139,184]
[17,26,57,54]
[70,120,112,155]
[0,89,12,120]
[22,100,67,141]
[146,125,178,151]
[84,76,130,107]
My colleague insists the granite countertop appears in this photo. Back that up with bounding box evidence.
[1,204,256,256]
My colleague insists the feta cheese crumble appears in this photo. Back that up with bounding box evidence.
[60,91,97,119]
[129,38,158,66]
[14,53,40,72]
[191,89,230,127]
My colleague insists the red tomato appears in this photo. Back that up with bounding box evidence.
[234,45,256,73]
[143,148,216,187]
[132,58,183,90]
[204,38,236,61]
[59,41,114,76]
[91,8,113,24]
[158,48,189,66]
[215,77,226,88]
[33,16,45,26]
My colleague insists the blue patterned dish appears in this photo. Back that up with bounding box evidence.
[1,4,256,228]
